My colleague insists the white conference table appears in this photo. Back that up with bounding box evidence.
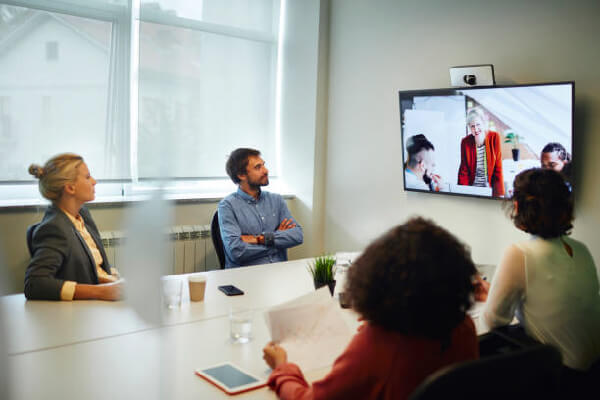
[2,258,491,400]
[2,259,319,355]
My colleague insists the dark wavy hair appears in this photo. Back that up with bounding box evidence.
[225,148,260,184]
[508,168,573,238]
[345,217,476,342]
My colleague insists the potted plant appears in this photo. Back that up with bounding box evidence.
[504,130,524,161]
[308,255,336,296]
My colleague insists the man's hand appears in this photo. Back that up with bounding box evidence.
[241,235,258,244]
[277,218,296,231]
[263,342,288,369]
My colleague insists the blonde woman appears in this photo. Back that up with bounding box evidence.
[25,153,122,301]
[457,108,505,197]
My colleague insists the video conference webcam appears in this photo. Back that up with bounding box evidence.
[463,74,477,86]
[449,64,495,87]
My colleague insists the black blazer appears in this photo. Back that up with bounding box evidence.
[24,205,112,300]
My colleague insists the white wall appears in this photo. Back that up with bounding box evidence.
[323,0,600,267]
[279,0,329,260]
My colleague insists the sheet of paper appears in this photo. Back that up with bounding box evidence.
[264,287,354,371]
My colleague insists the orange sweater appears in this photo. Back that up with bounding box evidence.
[267,316,478,400]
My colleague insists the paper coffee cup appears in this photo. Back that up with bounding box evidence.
[188,275,207,302]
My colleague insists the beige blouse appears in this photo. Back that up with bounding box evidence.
[59,208,118,300]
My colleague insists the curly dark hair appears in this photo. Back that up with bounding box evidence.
[345,217,476,341]
[508,168,573,238]
[225,148,261,184]
[541,142,571,162]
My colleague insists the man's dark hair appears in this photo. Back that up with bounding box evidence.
[541,142,571,162]
[508,168,573,238]
[406,134,434,168]
[345,217,476,342]
[225,148,261,184]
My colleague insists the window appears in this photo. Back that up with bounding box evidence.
[0,96,10,138]
[136,0,280,180]
[0,0,282,204]
[45,40,58,60]
[0,3,117,186]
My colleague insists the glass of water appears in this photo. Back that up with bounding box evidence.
[229,307,253,344]
[161,276,183,309]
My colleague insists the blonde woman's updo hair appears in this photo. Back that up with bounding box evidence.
[28,153,84,202]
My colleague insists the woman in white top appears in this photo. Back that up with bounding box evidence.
[481,168,600,377]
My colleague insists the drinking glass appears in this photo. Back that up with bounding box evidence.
[161,276,183,309]
[229,307,253,344]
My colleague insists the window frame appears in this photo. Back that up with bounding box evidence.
[0,0,284,207]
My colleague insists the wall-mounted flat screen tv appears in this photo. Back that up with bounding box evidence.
[399,82,574,199]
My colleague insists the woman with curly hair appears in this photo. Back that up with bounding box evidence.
[263,217,479,399]
[482,169,600,377]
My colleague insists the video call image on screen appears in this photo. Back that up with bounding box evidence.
[399,82,573,199]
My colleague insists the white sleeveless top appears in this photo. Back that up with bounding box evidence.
[484,236,600,370]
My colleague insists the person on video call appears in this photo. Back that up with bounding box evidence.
[541,142,572,180]
[404,134,441,191]
[218,148,303,268]
[480,168,600,395]
[25,153,122,301]
[263,217,479,400]
[457,108,505,197]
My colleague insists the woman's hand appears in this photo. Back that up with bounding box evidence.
[263,342,287,369]
[98,281,123,301]
[473,274,490,302]
[73,280,123,301]
[98,274,118,284]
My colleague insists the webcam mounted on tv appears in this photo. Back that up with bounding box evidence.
[449,64,495,87]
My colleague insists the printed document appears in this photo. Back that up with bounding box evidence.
[264,287,354,371]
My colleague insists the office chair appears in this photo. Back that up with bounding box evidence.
[211,211,226,269]
[478,324,541,357]
[408,344,562,400]
[26,223,39,257]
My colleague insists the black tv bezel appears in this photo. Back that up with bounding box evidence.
[398,81,575,200]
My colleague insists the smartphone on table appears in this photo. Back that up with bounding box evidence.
[218,285,244,296]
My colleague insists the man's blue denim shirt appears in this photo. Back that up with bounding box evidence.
[217,188,303,268]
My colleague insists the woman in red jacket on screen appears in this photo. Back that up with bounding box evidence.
[457,108,505,197]
[263,217,480,400]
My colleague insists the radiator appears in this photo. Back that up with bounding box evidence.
[100,225,220,274]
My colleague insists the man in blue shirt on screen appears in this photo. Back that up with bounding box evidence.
[218,148,303,268]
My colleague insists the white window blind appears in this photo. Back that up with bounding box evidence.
[0,0,282,204]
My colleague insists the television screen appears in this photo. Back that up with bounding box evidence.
[399,82,574,199]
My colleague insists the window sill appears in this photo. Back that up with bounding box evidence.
[0,179,295,211]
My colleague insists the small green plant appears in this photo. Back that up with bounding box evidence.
[504,130,523,149]
[308,255,336,284]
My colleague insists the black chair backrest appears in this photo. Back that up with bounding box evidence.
[26,223,39,257]
[408,344,562,400]
[211,211,226,269]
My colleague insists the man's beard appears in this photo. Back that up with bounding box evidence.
[248,175,269,190]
